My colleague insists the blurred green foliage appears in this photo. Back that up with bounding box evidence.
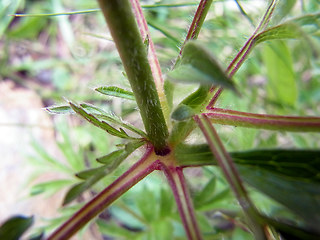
[1,0,320,239]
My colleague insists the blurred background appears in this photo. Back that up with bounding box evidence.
[0,0,319,239]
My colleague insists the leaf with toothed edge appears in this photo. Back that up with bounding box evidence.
[69,102,133,139]
[49,102,147,138]
[64,140,144,205]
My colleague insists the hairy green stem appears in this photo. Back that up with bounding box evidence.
[98,0,168,154]
[181,0,213,53]
[129,0,171,126]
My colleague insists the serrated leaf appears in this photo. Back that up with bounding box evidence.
[69,102,147,138]
[167,41,237,92]
[46,105,73,114]
[96,86,135,100]
[69,102,133,139]
[0,215,33,240]
[65,141,144,204]
[80,103,107,114]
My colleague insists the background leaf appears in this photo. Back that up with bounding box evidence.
[262,40,298,107]
[238,165,320,232]
[0,0,22,36]
[0,215,33,240]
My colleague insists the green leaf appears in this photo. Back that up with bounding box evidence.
[95,86,135,100]
[152,220,174,240]
[0,0,22,37]
[97,140,144,165]
[94,113,147,138]
[80,103,107,114]
[232,150,320,182]
[264,216,320,240]
[176,144,320,183]
[254,23,302,45]
[97,219,137,239]
[75,166,105,180]
[175,144,320,228]
[171,104,195,121]
[136,187,157,222]
[96,149,126,165]
[78,103,147,138]
[293,12,320,27]
[0,215,33,240]
[65,141,144,204]
[238,165,320,231]
[63,182,90,205]
[46,105,73,114]
[8,14,47,39]
[69,102,132,139]
[180,85,211,109]
[30,179,72,196]
[159,188,174,219]
[262,41,297,107]
[193,177,217,208]
[167,41,237,92]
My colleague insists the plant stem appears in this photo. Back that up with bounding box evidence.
[181,0,213,53]
[47,146,158,240]
[205,108,320,132]
[160,162,203,240]
[195,114,267,240]
[129,0,171,126]
[98,0,168,154]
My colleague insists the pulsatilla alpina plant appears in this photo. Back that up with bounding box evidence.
[2,0,320,239]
